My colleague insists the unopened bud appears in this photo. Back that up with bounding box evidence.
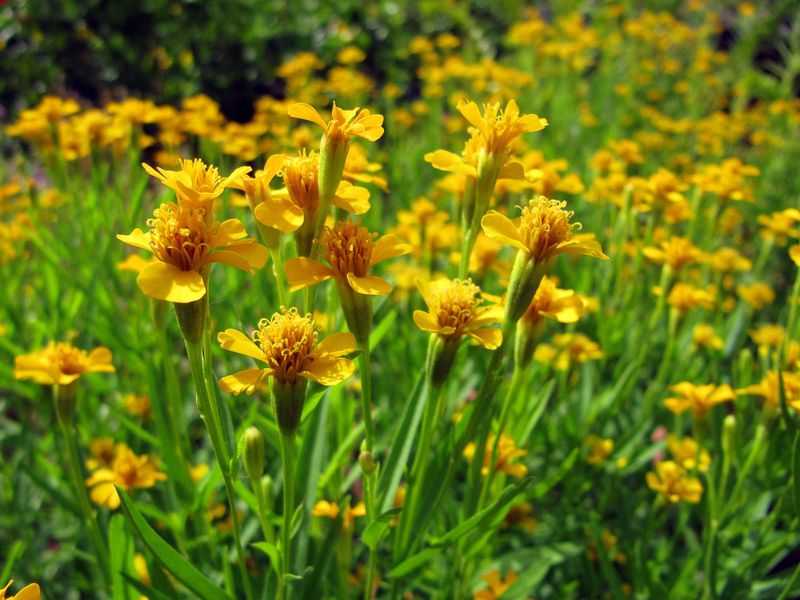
[359,450,377,475]
[243,426,266,482]
[722,414,736,458]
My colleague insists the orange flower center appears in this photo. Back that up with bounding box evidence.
[283,150,320,212]
[321,220,375,278]
[253,308,318,385]
[49,342,88,375]
[518,197,579,262]
[430,279,480,335]
[148,202,212,272]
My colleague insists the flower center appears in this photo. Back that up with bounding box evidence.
[321,220,375,278]
[253,308,318,385]
[51,342,87,375]
[148,202,212,272]
[431,279,480,334]
[181,158,222,194]
[283,150,320,212]
[518,197,579,263]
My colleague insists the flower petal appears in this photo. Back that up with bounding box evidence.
[137,262,206,303]
[333,182,370,214]
[370,234,412,265]
[424,150,477,177]
[413,310,445,334]
[218,329,266,362]
[302,356,355,386]
[117,229,152,252]
[214,219,248,246]
[288,103,328,129]
[346,273,392,296]
[556,239,609,260]
[314,331,357,357]
[468,327,503,349]
[210,241,269,272]
[481,211,527,252]
[254,198,305,232]
[456,99,485,134]
[219,368,268,395]
[86,347,115,373]
[285,258,335,292]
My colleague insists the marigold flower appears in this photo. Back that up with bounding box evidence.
[86,447,167,510]
[692,323,724,350]
[502,502,538,532]
[413,278,504,349]
[482,197,607,265]
[0,580,40,600]
[473,569,518,600]
[14,342,114,386]
[288,102,384,143]
[217,308,357,395]
[457,99,547,155]
[708,247,751,273]
[666,282,716,312]
[85,437,129,471]
[666,435,710,472]
[737,282,775,310]
[142,158,251,216]
[585,435,614,465]
[521,275,584,327]
[738,371,800,412]
[123,393,153,419]
[664,382,735,416]
[285,220,409,296]
[117,202,268,303]
[646,460,703,503]
[534,333,603,371]
[642,236,705,270]
[312,500,340,519]
[464,432,528,478]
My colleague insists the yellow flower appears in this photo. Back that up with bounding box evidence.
[692,323,724,350]
[502,502,538,532]
[585,435,614,465]
[0,580,40,600]
[666,283,716,312]
[642,236,705,270]
[667,435,710,472]
[708,247,751,273]
[142,158,251,216]
[217,308,357,395]
[288,102,384,143]
[312,500,340,519]
[534,333,603,371]
[482,197,608,265]
[456,98,547,155]
[757,209,800,245]
[285,220,410,296]
[737,282,775,310]
[738,371,800,412]
[521,275,584,327]
[413,278,504,349]
[664,382,736,416]
[86,447,167,510]
[473,569,518,600]
[123,393,153,419]
[14,342,114,386]
[232,154,296,229]
[464,433,528,478]
[85,437,129,471]
[646,460,703,503]
[117,202,268,303]
[749,324,785,354]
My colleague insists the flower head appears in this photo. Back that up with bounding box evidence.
[457,98,547,155]
[646,460,703,503]
[143,158,251,215]
[413,278,504,349]
[667,435,710,472]
[521,275,584,327]
[464,432,528,478]
[285,220,410,296]
[482,197,607,265]
[0,580,40,600]
[217,308,357,394]
[14,342,114,386]
[117,203,268,303]
[288,102,384,143]
[473,569,518,600]
[664,382,735,417]
[86,447,167,510]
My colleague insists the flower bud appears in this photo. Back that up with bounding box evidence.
[243,426,266,482]
[271,377,308,434]
[359,449,377,475]
[337,281,373,345]
[504,251,548,323]
[722,414,736,459]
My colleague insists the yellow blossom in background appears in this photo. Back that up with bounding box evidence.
[217,308,357,394]
[692,323,724,350]
[646,460,703,503]
[86,447,167,510]
[312,500,341,519]
[85,437,129,471]
[473,569,518,600]
[643,236,705,270]
[123,393,152,419]
[749,324,785,355]
[667,435,711,472]
[502,502,538,532]
[737,282,775,310]
[534,333,603,371]
[666,282,716,312]
[14,342,114,386]
[585,435,614,465]
[664,382,736,416]
[738,371,800,412]
[520,275,584,328]
[288,102,384,142]
[456,98,547,155]
[464,433,528,478]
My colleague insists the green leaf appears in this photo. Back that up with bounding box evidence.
[378,370,426,513]
[301,389,327,425]
[429,476,533,547]
[121,574,178,600]
[369,309,397,351]
[502,543,581,600]
[387,547,441,579]
[117,487,232,600]
[362,508,402,549]
[109,513,134,600]
[252,541,282,576]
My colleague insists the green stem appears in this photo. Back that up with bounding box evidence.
[253,478,276,544]
[278,432,296,600]
[185,340,254,600]
[271,244,288,308]
[359,341,378,599]
[57,414,111,588]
